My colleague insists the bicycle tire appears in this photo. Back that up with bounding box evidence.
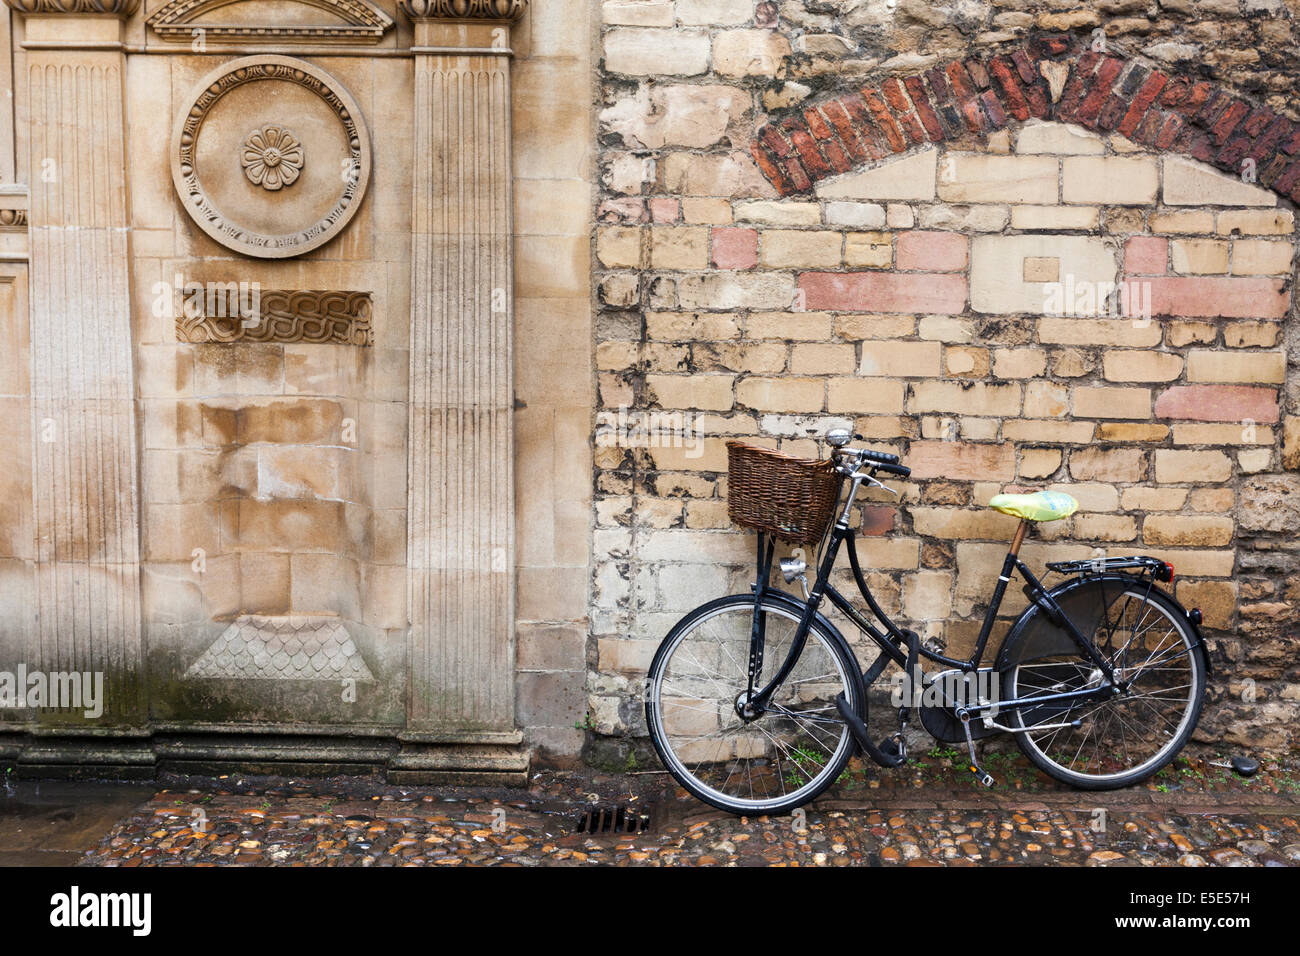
[997,576,1206,790]
[645,592,863,815]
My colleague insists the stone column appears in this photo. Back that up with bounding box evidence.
[6,2,145,731]
[393,0,527,782]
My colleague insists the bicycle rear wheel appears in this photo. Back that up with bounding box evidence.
[999,579,1206,790]
[645,593,862,815]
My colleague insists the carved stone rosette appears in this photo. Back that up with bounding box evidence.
[240,126,306,192]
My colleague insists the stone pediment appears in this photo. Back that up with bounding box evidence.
[146,0,394,45]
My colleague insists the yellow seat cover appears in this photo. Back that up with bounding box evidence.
[988,490,1078,522]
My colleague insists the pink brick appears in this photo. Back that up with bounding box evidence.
[1140,276,1289,318]
[1124,236,1167,275]
[906,441,1016,481]
[1155,385,1279,423]
[896,231,968,272]
[650,197,680,223]
[711,227,758,270]
[860,505,896,536]
[800,272,967,314]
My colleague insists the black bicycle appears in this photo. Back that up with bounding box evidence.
[644,429,1210,815]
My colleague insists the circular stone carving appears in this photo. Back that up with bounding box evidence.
[170,56,370,259]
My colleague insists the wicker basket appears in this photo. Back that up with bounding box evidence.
[726,441,842,546]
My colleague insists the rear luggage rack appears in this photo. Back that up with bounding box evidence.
[1045,555,1173,581]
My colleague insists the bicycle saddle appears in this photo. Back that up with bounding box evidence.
[988,490,1078,522]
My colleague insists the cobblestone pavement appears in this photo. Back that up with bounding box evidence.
[74,750,1300,867]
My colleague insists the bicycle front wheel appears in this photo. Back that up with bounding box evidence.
[1000,579,1206,789]
[645,593,862,815]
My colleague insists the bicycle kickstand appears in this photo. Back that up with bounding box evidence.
[956,708,995,788]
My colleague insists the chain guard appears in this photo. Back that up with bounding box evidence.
[915,668,1002,743]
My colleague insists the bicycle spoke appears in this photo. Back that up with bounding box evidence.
[766,703,842,752]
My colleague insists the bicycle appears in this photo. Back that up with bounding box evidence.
[644,429,1211,815]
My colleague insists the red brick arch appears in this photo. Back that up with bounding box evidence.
[750,33,1300,206]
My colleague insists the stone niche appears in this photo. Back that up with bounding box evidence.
[140,46,405,735]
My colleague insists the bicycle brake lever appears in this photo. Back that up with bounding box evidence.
[859,472,899,497]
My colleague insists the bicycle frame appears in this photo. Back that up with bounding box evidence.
[745,474,1131,724]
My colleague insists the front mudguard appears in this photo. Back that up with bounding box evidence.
[750,588,868,705]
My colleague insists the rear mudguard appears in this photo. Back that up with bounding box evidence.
[995,572,1212,675]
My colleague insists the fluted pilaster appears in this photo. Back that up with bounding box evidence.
[12,6,143,725]
[403,4,524,737]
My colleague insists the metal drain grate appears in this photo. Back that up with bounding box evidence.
[574,805,652,835]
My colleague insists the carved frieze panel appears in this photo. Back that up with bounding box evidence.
[170,55,371,259]
[175,289,373,345]
[6,0,139,13]
[147,0,394,45]
[398,0,525,19]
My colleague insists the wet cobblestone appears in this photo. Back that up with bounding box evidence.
[77,753,1300,867]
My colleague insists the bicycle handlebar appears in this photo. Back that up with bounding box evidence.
[837,446,912,479]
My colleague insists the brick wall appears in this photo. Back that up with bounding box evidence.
[591,4,1300,761]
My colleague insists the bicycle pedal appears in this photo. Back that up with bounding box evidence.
[1208,755,1260,777]
[970,766,995,788]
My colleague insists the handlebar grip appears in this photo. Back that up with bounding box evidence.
[873,461,911,478]
[859,449,900,465]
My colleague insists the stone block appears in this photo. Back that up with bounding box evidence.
[936,154,1058,204]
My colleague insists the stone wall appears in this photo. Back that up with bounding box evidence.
[591,2,1300,760]
[0,1,595,776]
